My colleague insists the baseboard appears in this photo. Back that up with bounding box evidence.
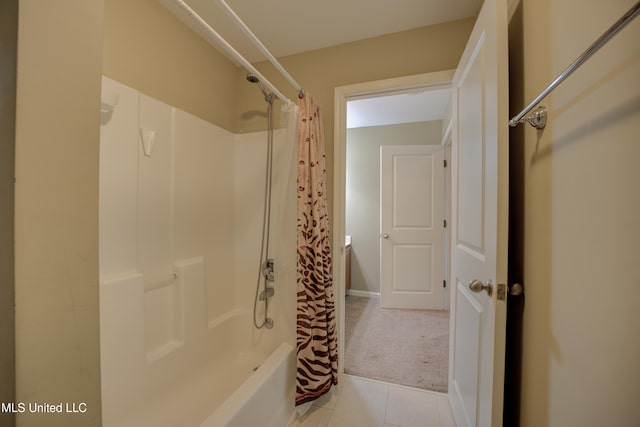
[346,289,380,298]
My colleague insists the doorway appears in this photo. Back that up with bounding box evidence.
[334,70,455,393]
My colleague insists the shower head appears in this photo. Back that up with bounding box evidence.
[246,73,274,103]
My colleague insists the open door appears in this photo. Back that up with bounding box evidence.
[448,0,509,425]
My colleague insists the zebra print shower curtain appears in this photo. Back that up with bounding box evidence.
[295,93,338,407]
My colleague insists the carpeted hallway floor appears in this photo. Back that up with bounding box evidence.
[344,294,450,393]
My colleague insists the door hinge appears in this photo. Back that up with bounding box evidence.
[443,219,447,228]
[443,159,448,167]
[443,280,447,288]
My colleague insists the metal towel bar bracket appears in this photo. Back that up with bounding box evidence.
[512,106,547,130]
[509,1,640,130]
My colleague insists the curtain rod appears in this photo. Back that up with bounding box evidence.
[509,1,640,129]
[216,0,304,99]
[169,0,292,104]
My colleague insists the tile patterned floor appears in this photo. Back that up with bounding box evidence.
[289,375,455,427]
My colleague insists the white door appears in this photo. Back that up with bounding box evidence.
[380,145,445,310]
[448,0,508,425]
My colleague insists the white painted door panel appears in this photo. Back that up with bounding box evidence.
[380,145,445,310]
[448,0,509,425]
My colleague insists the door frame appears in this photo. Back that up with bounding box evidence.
[333,69,455,374]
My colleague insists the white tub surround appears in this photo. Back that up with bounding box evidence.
[99,77,296,427]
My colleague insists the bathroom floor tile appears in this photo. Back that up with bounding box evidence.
[385,384,440,427]
[296,374,453,427]
[312,384,340,410]
[436,395,455,427]
[289,406,332,427]
[327,376,388,427]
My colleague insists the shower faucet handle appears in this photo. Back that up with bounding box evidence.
[262,259,275,282]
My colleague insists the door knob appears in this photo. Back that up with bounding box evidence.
[468,279,493,297]
[382,233,389,239]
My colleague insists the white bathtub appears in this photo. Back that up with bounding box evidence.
[101,280,296,427]
[201,341,296,427]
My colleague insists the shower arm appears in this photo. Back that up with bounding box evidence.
[216,0,304,99]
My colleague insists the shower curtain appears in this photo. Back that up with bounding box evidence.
[295,93,338,407]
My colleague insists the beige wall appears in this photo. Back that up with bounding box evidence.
[96,9,472,425]
[15,2,607,425]
[11,0,640,424]
[346,121,442,293]
[509,0,640,425]
[238,18,475,132]
[0,1,17,426]
[15,1,104,426]
[103,4,474,141]
[239,18,475,216]
[103,11,474,221]
[102,0,238,132]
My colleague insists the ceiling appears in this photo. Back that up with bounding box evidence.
[159,0,481,63]
[347,88,451,129]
